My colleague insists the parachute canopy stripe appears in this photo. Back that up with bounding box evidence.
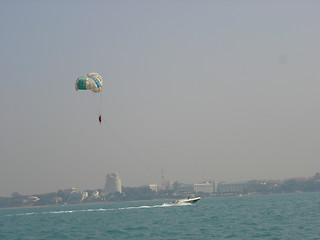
[92,77,101,88]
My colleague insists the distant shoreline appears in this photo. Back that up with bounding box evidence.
[2,191,317,210]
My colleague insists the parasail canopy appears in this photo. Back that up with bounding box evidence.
[75,73,103,93]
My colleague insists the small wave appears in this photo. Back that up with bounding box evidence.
[175,202,193,206]
[161,203,173,207]
[50,210,75,214]
[6,212,36,217]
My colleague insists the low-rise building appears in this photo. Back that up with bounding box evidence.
[149,184,158,192]
[218,182,247,193]
[193,181,218,193]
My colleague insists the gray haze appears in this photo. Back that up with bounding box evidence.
[1,1,320,196]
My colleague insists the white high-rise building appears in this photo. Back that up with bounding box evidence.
[104,173,122,193]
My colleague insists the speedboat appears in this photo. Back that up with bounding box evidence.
[173,197,201,204]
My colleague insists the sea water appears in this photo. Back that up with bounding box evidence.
[0,192,319,239]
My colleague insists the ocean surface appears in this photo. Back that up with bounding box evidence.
[0,192,319,239]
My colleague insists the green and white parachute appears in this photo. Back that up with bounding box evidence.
[75,73,103,93]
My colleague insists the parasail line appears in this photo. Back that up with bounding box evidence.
[104,120,162,185]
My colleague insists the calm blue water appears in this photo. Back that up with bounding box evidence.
[0,192,319,239]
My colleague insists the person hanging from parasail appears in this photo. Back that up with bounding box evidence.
[75,73,104,125]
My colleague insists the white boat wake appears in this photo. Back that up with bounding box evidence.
[5,202,191,217]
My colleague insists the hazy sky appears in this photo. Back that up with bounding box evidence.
[1,1,320,197]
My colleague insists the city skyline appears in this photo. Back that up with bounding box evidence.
[3,171,319,198]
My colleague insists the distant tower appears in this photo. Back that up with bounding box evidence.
[161,169,164,190]
[104,173,122,194]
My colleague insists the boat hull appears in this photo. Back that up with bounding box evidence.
[174,197,201,204]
